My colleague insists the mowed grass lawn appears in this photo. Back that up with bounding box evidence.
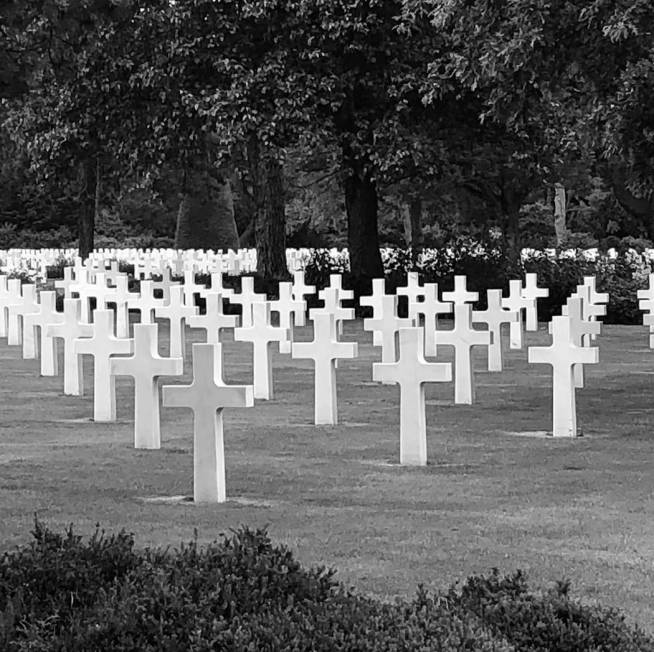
[0,318,653,631]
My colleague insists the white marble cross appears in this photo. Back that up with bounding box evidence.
[372,327,451,466]
[501,279,533,349]
[442,275,478,306]
[638,273,654,347]
[8,284,40,357]
[580,277,608,341]
[154,284,198,358]
[54,266,75,299]
[559,296,601,388]
[319,274,354,303]
[583,276,609,306]
[111,323,183,449]
[410,283,452,356]
[363,294,412,365]
[472,289,518,372]
[269,281,306,354]
[74,309,133,421]
[234,302,289,399]
[436,303,491,404]
[572,284,606,344]
[4,279,23,345]
[291,312,358,424]
[151,267,179,304]
[128,280,165,325]
[46,298,93,395]
[291,270,315,303]
[104,261,123,286]
[182,270,205,307]
[397,272,425,320]
[230,276,265,328]
[84,272,117,315]
[23,291,63,376]
[311,286,355,337]
[528,315,598,437]
[68,267,93,322]
[198,272,234,301]
[162,342,254,503]
[110,275,134,338]
[187,293,238,344]
[317,275,353,336]
[0,275,13,337]
[522,272,549,331]
[360,278,387,346]
[72,257,90,283]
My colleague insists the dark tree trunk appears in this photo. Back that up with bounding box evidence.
[175,162,240,251]
[247,137,289,280]
[607,165,654,240]
[95,157,101,222]
[78,157,96,260]
[499,172,523,255]
[403,196,423,266]
[344,165,384,295]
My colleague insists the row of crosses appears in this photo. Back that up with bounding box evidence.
[0,266,611,502]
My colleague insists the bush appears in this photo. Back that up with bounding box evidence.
[0,521,650,651]
[0,224,75,249]
[447,570,652,651]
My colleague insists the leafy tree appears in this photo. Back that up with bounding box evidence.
[1,0,151,256]
[404,0,654,236]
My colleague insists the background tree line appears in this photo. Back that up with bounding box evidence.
[1,0,653,292]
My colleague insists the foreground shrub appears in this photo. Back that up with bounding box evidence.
[448,570,652,652]
[0,521,650,651]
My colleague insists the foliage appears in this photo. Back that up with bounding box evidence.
[447,569,653,652]
[2,0,654,265]
[0,520,649,651]
[0,224,75,250]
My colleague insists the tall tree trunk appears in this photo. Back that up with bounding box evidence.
[403,196,423,266]
[95,157,102,222]
[606,164,654,240]
[78,157,97,260]
[175,162,240,251]
[344,163,384,295]
[554,182,567,246]
[247,137,289,280]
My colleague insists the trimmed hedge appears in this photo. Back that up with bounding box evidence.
[0,521,649,650]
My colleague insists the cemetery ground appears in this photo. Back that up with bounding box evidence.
[0,319,652,632]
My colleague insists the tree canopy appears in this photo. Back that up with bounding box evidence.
[1,0,653,274]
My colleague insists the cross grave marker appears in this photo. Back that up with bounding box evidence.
[436,303,491,404]
[442,275,478,306]
[472,289,518,372]
[46,298,93,395]
[111,323,183,449]
[291,312,358,425]
[162,343,254,503]
[73,309,133,421]
[411,283,452,357]
[372,327,452,466]
[521,273,549,331]
[23,290,63,376]
[528,315,598,437]
[501,279,533,349]
[234,301,289,399]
